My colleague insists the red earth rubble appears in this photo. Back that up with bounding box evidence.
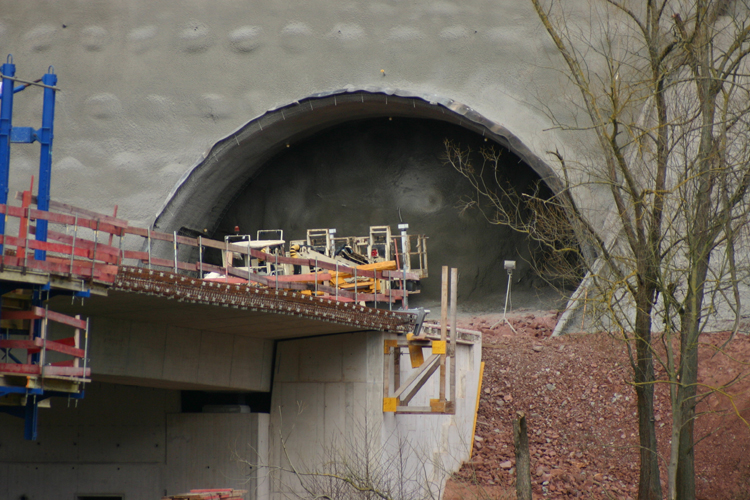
[444,311,750,500]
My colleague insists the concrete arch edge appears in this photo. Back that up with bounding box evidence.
[152,87,565,238]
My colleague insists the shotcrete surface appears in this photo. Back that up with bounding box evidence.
[0,0,579,229]
[219,117,556,306]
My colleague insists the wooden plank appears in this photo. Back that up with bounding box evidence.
[199,262,225,274]
[1,235,119,264]
[315,260,378,278]
[175,234,199,247]
[339,279,375,290]
[222,267,310,291]
[273,272,331,283]
[408,343,424,368]
[45,307,88,329]
[316,284,404,302]
[50,359,76,367]
[383,341,392,398]
[0,339,39,351]
[123,249,149,261]
[440,266,448,401]
[381,270,421,280]
[450,267,458,404]
[0,363,90,377]
[395,406,433,413]
[199,263,282,288]
[2,307,86,329]
[55,337,76,347]
[136,229,175,243]
[393,354,439,400]
[247,247,296,265]
[394,344,401,391]
[14,193,130,227]
[124,226,148,237]
[45,365,91,377]
[401,356,441,405]
[45,229,121,260]
[194,237,225,250]
[34,337,85,358]
[356,260,397,271]
[139,256,195,272]
[23,207,124,236]
[0,205,125,236]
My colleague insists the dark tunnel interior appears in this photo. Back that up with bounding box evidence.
[214,117,571,311]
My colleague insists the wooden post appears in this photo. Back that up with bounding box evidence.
[439,266,448,401]
[514,411,532,500]
[449,267,458,404]
[383,341,391,398]
[107,205,118,246]
[173,231,178,274]
[393,345,401,392]
[73,314,81,369]
[91,220,99,277]
[383,339,398,412]
[440,266,449,398]
[69,215,78,276]
[469,361,485,458]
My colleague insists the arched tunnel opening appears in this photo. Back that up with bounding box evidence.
[155,91,581,311]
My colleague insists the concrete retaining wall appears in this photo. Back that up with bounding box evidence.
[269,330,482,498]
[0,382,269,500]
[87,317,274,392]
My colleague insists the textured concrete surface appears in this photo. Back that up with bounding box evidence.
[86,316,274,392]
[0,2,586,301]
[269,331,481,498]
[0,383,268,500]
[219,117,551,305]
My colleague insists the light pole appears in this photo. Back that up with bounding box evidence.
[492,260,518,333]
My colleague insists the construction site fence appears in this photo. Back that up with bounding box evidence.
[0,199,419,303]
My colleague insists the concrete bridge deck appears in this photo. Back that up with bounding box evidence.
[68,266,418,339]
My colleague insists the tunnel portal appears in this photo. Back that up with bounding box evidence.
[155,91,571,309]
[219,117,551,306]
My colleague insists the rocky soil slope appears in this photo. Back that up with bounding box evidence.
[445,311,750,500]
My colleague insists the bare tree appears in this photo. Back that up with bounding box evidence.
[447,1,750,499]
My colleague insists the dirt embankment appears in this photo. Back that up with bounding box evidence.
[446,312,750,500]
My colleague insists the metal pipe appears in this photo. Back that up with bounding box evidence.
[400,231,409,310]
[82,317,89,388]
[449,267,458,404]
[198,235,203,276]
[0,58,15,254]
[90,220,99,279]
[173,231,177,274]
[0,72,59,91]
[224,239,228,281]
[34,70,57,262]
[69,215,78,275]
[39,305,49,377]
[22,207,28,269]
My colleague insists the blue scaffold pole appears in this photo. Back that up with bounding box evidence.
[34,69,57,261]
[0,56,15,253]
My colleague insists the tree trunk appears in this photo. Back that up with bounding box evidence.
[634,294,663,500]
[675,329,700,500]
[513,412,532,500]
